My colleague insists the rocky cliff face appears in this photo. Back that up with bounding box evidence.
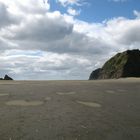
[89,49,140,80]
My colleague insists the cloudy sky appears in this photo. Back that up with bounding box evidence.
[0,0,140,80]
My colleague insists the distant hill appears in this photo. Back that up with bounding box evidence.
[89,49,140,80]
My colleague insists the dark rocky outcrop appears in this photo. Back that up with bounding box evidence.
[89,49,140,80]
[4,75,13,80]
[0,75,13,80]
[89,68,101,80]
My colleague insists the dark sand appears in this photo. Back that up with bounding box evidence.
[0,79,140,140]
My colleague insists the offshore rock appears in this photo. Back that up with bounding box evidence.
[1,75,13,80]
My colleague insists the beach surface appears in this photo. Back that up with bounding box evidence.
[0,79,140,140]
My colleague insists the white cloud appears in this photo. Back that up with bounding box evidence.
[67,7,81,16]
[133,10,140,18]
[109,0,127,2]
[56,0,85,7]
[0,0,50,15]
[0,3,21,28]
[2,12,73,42]
[0,0,140,80]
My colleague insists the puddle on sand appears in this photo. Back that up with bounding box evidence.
[44,97,51,102]
[105,90,115,94]
[0,93,9,96]
[106,89,127,94]
[56,91,76,95]
[117,89,126,92]
[77,101,101,108]
[6,100,43,106]
[44,97,51,100]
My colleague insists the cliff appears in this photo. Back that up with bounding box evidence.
[89,49,140,80]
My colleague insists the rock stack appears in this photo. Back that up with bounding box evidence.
[0,75,13,80]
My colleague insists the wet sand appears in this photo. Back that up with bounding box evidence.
[0,79,140,140]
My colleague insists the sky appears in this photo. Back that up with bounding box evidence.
[0,0,140,80]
